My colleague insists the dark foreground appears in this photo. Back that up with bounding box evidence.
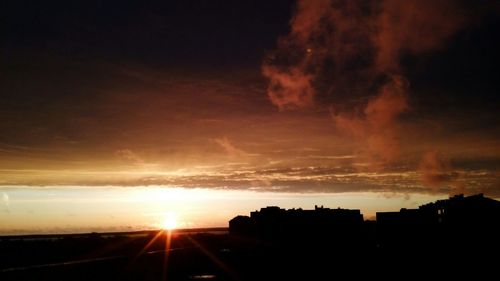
[1,228,498,281]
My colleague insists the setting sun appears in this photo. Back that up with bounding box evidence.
[161,213,178,230]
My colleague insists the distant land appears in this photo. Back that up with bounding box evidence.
[0,228,228,240]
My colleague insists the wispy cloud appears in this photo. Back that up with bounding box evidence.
[1,162,497,197]
[115,149,144,164]
[213,137,248,157]
[1,192,9,213]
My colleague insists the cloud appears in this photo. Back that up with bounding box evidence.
[419,151,451,188]
[0,160,497,196]
[214,137,248,157]
[115,149,144,164]
[262,0,468,169]
[2,192,9,212]
[262,0,376,110]
[261,65,315,111]
[332,74,409,165]
[418,150,466,195]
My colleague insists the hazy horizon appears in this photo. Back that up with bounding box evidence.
[0,186,481,235]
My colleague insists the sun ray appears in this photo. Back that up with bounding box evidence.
[130,230,164,264]
[186,235,240,281]
[162,230,173,281]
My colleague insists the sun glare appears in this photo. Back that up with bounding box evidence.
[161,213,178,230]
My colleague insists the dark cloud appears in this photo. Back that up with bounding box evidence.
[261,0,500,199]
[374,0,466,72]
[0,0,499,197]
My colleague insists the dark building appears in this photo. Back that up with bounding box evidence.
[230,194,500,250]
[376,194,500,248]
[229,205,363,246]
[229,215,255,236]
[376,207,438,247]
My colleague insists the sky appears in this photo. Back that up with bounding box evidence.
[1,0,499,234]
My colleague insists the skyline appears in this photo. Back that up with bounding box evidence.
[1,0,499,234]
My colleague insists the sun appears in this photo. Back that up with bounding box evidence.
[161,213,178,230]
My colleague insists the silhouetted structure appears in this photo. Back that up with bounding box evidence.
[376,207,438,247]
[230,205,363,245]
[229,215,254,236]
[376,194,500,248]
[230,194,500,250]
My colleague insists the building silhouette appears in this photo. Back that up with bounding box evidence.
[230,194,500,249]
[377,193,500,248]
[230,205,363,245]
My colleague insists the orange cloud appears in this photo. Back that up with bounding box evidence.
[214,137,248,157]
[261,65,315,111]
[418,150,466,195]
[419,150,451,188]
[333,75,409,164]
[263,0,468,169]
[115,149,144,164]
[262,0,376,110]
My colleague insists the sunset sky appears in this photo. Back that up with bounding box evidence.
[1,0,499,234]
